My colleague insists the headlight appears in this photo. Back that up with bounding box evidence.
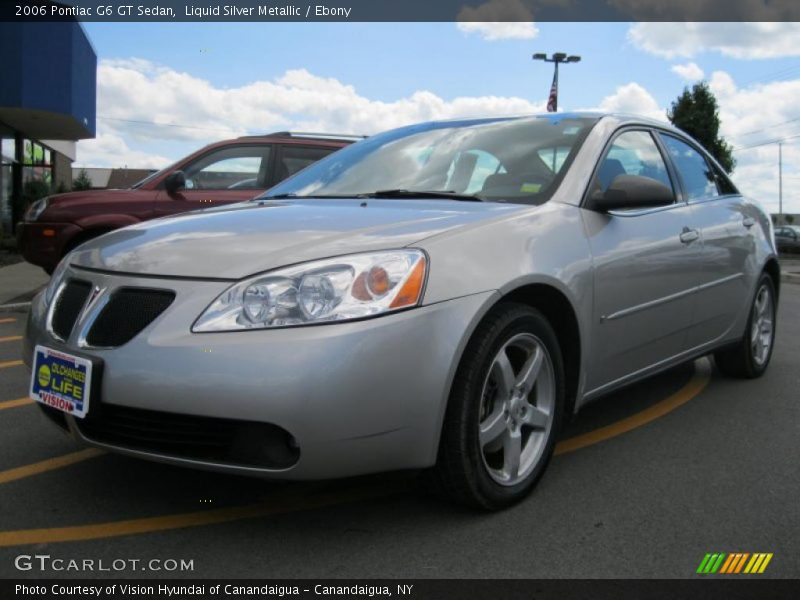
[193,250,427,332]
[24,197,50,222]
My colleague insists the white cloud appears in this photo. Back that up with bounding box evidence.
[671,62,704,82]
[457,21,538,41]
[629,23,800,60]
[705,70,800,212]
[77,58,545,167]
[589,82,666,122]
[456,0,538,40]
[75,132,172,169]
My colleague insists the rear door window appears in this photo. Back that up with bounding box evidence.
[660,134,720,201]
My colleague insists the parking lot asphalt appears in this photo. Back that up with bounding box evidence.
[0,282,797,579]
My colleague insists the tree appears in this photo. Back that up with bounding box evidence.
[667,81,736,174]
[72,168,93,191]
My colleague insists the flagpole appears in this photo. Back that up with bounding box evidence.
[553,60,559,111]
[533,52,581,113]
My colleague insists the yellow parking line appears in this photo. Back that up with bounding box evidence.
[0,359,711,547]
[0,448,105,486]
[0,336,22,343]
[0,397,33,411]
[0,481,400,547]
[0,318,16,324]
[554,359,711,456]
[0,360,23,370]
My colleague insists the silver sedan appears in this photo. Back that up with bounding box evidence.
[24,113,779,509]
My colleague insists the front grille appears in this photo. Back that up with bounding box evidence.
[51,280,92,340]
[86,288,175,347]
[76,404,300,469]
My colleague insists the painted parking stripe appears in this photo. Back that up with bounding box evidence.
[554,359,711,456]
[0,397,32,410]
[0,360,23,369]
[0,448,105,486]
[0,336,22,343]
[0,480,402,547]
[0,359,711,547]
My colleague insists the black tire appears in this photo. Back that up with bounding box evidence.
[428,302,565,510]
[713,273,777,379]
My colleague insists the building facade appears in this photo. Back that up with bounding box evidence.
[0,21,96,236]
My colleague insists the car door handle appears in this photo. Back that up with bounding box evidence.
[742,216,756,228]
[679,228,700,244]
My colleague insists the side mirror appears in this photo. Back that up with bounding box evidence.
[164,170,186,194]
[591,174,674,212]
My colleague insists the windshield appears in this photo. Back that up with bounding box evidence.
[260,116,597,204]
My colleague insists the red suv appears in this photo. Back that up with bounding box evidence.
[17,132,358,272]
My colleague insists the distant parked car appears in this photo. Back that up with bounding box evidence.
[17,132,360,273]
[25,113,779,509]
[775,225,800,254]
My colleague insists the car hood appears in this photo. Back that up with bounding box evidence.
[48,188,141,207]
[68,199,527,279]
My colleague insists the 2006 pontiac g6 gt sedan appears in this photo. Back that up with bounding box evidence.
[24,113,779,509]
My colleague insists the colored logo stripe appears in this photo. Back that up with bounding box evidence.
[697,553,726,573]
[697,553,773,574]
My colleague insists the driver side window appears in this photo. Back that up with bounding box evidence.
[597,131,674,196]
[182,146,271,190]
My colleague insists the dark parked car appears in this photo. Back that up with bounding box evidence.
[17,132,360,272]
[775,225,800,254]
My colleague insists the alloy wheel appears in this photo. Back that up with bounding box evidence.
[751,284,774,366]
[478,333,555,486]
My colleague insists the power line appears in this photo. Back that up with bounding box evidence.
[736,62,800,88]
[733,132,800,151]
[731,115,800,139]
[97,115,241,135]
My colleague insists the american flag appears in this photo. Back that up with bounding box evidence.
[546,68,558,113]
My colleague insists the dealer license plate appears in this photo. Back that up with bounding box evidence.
[29,345,94,419]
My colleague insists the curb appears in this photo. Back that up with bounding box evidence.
[782,271,800,284]
[0,301,31,313]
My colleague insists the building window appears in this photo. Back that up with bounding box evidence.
[0,132,18,235]
[21,139,54,219]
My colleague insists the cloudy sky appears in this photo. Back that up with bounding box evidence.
[79,21,800,213]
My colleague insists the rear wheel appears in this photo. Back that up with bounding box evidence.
[430,303,564,509]
[714,274,776,378]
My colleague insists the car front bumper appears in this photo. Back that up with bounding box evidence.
[16,221,82,271]
[23,265,494,479]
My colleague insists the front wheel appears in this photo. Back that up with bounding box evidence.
[429,303,564,509]
[714,273,777,378]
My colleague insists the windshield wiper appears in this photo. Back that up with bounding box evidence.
[258,193,358,200]
[365,189,485,202]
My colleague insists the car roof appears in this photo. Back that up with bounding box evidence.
[236,131,365,145]
[402,111,682,133]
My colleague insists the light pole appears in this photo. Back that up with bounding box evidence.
[533,52,581,112]
[778,142,783,219]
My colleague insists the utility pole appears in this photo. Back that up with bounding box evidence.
[778,142,783,219]
[532,52,581,112]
